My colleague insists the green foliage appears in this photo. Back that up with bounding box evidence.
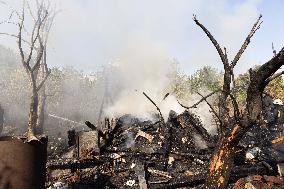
[188,66,223,92]
[234,66,284,106]
[167,65,190,99]
[265,76,284,102]
[234,72,250,106]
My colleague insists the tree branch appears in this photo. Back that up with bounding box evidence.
[36,68,51,92]
[246,48,284,122]
[264,70,284,85]
[222,91,240,121]
[193,15,229,67]
[195,91,222,125]
[231,15,262,68]
[272,42,277,57]
[142,92,165,123]
[180,90,221,109]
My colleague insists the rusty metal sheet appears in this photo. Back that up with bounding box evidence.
[0,136,47,189]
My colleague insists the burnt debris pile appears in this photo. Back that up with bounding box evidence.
[46,107,284,189]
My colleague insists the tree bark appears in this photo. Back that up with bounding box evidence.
[35,85,46,134]
[0,104,4,134]
[28,86,38,137]
[35,49,47,135]
[205,50,284,188]
[206,124,243,188]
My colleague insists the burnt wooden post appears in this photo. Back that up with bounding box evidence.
[76,131,100,160]
[67,129,76,147]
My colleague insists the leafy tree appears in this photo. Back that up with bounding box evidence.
[188,66,223,92]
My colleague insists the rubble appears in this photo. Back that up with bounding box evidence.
[230,175,284,189]
[46,109,284,188]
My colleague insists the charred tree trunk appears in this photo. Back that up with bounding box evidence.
[205,50,284,188]
[193,14,284,189]
[35,85,46,134]
[206,124,244,188]
[14,3,53,138]
[0,104,4,134]
[35,49,47,135]
[28,84,39,137]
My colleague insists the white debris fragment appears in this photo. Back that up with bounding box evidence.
[277,163,284,176]
[135,130,154,142]
[168,156,175,165]
[148,168,172,178]
[195,158,204,165]
[246,152,255,160]
[181,137,188,143]
[50,182,68,189]
[111,153,122,159]
[245,182,256,189]
[125,179,136,186]
[130,163,136,169]
[245,147,261,160]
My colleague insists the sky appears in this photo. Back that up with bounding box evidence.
[0,0,283,75]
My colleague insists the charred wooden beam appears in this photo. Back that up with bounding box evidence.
[150,173,206,189]
[162,122,173,171]
[100,119,123,153]
[47,159,104,170]
[67,129,76,147]
[178,111,214,144]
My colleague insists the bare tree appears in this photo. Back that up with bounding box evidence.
[0,0,55,140]
[33,0,57,134]
[192,15,284,188]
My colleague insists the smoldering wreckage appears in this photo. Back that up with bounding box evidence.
[1,92,283,189]
[0,4,283,188]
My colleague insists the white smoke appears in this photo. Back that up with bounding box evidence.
[103,39,185,120]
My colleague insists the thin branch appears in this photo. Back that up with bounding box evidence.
[190,90,221,109]
[18,3,31,75]
[226,92,241,120]
[272,42,277,57]
[196,91,222,124]
[142,92,165,123]
[36,68,51,92]
[193,14,229,67]
[177,99,190,109]
[231,15,262,68]
[26,1,36,22]
[27,9,48,67]
[0,32,31,45]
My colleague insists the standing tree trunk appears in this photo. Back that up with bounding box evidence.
[27,80,39,137]
[193,15,284,188]
[0,104,4,134]
[36,85,46,134]
[36,49,47,134]
[206,124,246,188]
[11,0,54,139]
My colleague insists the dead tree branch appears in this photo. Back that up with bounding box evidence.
[231,15,262,68]
[142,92,165,123]
[193,15,228,67]
[177,90,221,110]
[272,42,277,57]
[264,70,284,85]
[195,91,222,126]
